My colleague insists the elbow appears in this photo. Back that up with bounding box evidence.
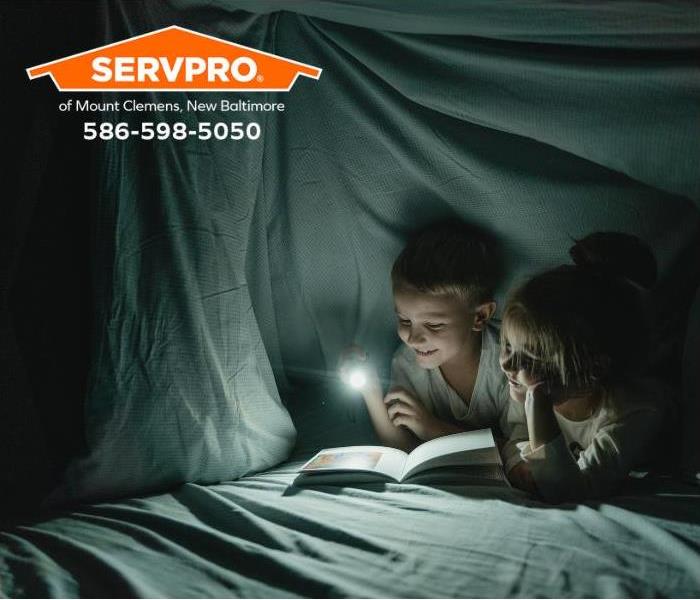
[527,474,610,505]
[508,462,580,504]
[507,462,539,496]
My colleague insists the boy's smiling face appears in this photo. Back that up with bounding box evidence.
[393,287,481,370]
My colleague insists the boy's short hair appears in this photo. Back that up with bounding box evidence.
[391,219,498,306]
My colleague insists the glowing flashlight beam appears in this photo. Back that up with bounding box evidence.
[348,369,367,389]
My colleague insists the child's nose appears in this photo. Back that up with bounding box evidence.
[407,327,425,344]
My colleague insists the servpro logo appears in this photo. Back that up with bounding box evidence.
[26,25,322,92]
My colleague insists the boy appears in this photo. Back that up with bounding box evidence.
[340,219,525,472]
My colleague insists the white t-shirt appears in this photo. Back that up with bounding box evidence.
[518,380,670,502]
[390,321,525,471]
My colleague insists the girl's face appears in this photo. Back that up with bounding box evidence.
[393,288,479,371]
[499,329,549,403]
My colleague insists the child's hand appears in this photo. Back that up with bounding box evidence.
[384,387,460,442]
[338,345,381,397]
[526,380,566,406]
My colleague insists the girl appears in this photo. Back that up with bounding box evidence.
[500,232,670,502]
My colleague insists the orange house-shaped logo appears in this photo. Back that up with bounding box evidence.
[27,25,322,92]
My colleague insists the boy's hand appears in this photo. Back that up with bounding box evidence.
[384,387,461,441]
[338,345,381,397]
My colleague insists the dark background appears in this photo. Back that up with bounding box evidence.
[1,1,99,512]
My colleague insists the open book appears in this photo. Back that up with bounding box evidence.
[294,429,507,486]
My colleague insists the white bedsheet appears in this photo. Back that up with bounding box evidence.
[2,459,699,598]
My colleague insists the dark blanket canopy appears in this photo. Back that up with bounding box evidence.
[2,0,699,508]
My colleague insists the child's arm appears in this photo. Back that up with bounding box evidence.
[517,384,665,502]
[499,396,529,475]
[525,384,562,451]
[384,388,465,444]
[363,384,422,453]
[339,346,419,452]
[389,349,469,444]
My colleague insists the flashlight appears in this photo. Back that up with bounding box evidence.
[347,368,367,390]
[340,354,369,391]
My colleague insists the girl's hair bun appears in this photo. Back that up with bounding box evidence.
[569,232,657,289]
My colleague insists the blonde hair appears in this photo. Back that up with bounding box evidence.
[391,219,499,307]
[502,233,656,389]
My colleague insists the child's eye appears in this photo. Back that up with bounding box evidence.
[516,353,542,372]
[398,318,411,326]
[519,356,534,369]
[426,323,445,331]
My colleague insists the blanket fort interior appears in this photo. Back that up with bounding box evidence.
[2,0,699,597]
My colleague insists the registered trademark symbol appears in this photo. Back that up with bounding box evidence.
[256,75,264,82]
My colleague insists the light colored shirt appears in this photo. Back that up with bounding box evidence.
[518,380,669,503]
[390,321,526,472]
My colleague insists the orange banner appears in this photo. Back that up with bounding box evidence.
[27,26,322,92]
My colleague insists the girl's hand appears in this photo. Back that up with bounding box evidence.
[526,380,566,406]
[523,380,566,453]
[338,345,381,397]
[384,388,461,441]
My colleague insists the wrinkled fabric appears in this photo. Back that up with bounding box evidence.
[57,0,700,502]
[4,460,700,598]
[54,4,298,503]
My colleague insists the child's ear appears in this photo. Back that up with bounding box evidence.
[472,301,497,331]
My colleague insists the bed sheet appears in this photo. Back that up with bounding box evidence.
[2,458,700,598]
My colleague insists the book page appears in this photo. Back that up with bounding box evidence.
[300,446,407,481]
[400,429,499,480]
[405,464,508,486]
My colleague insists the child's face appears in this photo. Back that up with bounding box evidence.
[393,288,479,370]
[498,329,547,402]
